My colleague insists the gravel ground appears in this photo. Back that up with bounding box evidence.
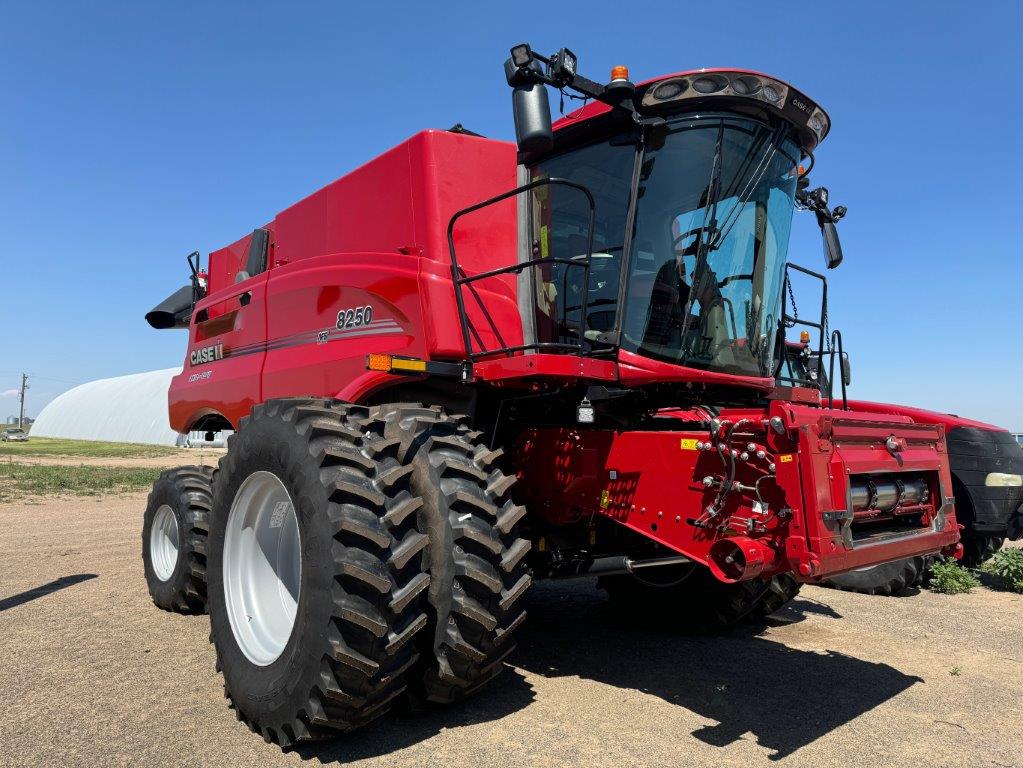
[1,493,1021,768]
[2,448,224,469]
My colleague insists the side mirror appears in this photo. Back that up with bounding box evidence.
[822,220,844,269]
[505,58,553,158]
[841,354,852,386]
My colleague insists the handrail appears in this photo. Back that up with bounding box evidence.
[777,262,828,387]
[828,329,848,410]
[447,177,596,360]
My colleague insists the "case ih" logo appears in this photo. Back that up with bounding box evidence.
[190,342,224,366]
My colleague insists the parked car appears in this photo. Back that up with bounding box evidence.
[1,428,29,442]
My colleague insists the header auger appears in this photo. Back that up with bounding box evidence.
[142,43,961,749]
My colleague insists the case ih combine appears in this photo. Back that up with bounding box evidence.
[143,44,963,748]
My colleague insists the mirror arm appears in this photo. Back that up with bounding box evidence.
[186,250,206,303]
[508,45,640,119]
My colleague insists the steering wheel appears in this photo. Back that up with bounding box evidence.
[672,225,719,257]
[672,228,702,257]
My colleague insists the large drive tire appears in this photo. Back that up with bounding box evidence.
[207,399,430,748]
[959,532,1004,569]
[599,564,770,632]
[379,404,530,704]
[142,465,212,613]
[823,556,928,596]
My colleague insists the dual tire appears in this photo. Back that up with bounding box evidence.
[378,405,530,703]
[205,400,432,745]
[143,399,530,748]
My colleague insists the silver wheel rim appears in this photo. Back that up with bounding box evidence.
[150,504,180,582]
[223,471,302,666]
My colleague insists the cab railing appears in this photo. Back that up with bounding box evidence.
[447,177,595,361]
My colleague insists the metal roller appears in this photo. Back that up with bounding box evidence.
[849,475,930,513]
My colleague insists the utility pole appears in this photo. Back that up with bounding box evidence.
[18,373,28,429]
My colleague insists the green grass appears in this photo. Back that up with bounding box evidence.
[0,436,182,459]
[982,547,1023,593]
[928,559,981,594]
[0,462,161,501]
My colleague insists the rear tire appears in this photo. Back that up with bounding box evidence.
[379,404,530,705]
[599,564,769,632]
[141,466,212,613]
[823,556,927,596]
[207,399,430,748]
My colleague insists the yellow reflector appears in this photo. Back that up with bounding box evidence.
[390,357,428,373]
[367,353,429,374]
[367,353,392,372]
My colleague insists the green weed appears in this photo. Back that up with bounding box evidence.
[928,559,980,594]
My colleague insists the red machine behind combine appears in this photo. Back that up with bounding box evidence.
[142,44,962,748]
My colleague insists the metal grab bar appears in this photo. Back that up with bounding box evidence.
[777,262,828,387]
[447,177,596,360]
[828,329,848,410]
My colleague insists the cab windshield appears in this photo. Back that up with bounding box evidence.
[527,114,800,378]
[624,116,799,376]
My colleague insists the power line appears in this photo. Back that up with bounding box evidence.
[25,374,86,386]
[0,372,86,387]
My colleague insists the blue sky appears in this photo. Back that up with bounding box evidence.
[2,1,1021,427]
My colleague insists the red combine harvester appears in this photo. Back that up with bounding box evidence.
[143,44,962,747]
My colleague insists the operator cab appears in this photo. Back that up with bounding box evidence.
[492,46,848,390]
[529,112,800,378]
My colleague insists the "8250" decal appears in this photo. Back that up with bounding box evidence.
[337,305,374,329]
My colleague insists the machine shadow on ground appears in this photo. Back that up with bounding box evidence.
[295,668,537,763]
[0,573,98,612]
[514,580,920,762]
[299,579,920,764]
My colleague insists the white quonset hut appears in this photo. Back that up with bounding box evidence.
[31,368,185,446]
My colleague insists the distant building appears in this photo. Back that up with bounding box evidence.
[30,368,229,446]
[31,368,185,446]
[1014,433,1023,448]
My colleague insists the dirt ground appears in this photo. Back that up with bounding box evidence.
[2,448,224,469]
[1,493,1020,768]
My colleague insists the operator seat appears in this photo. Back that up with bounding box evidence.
[642,258,691,348]
[235,228,270,283]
